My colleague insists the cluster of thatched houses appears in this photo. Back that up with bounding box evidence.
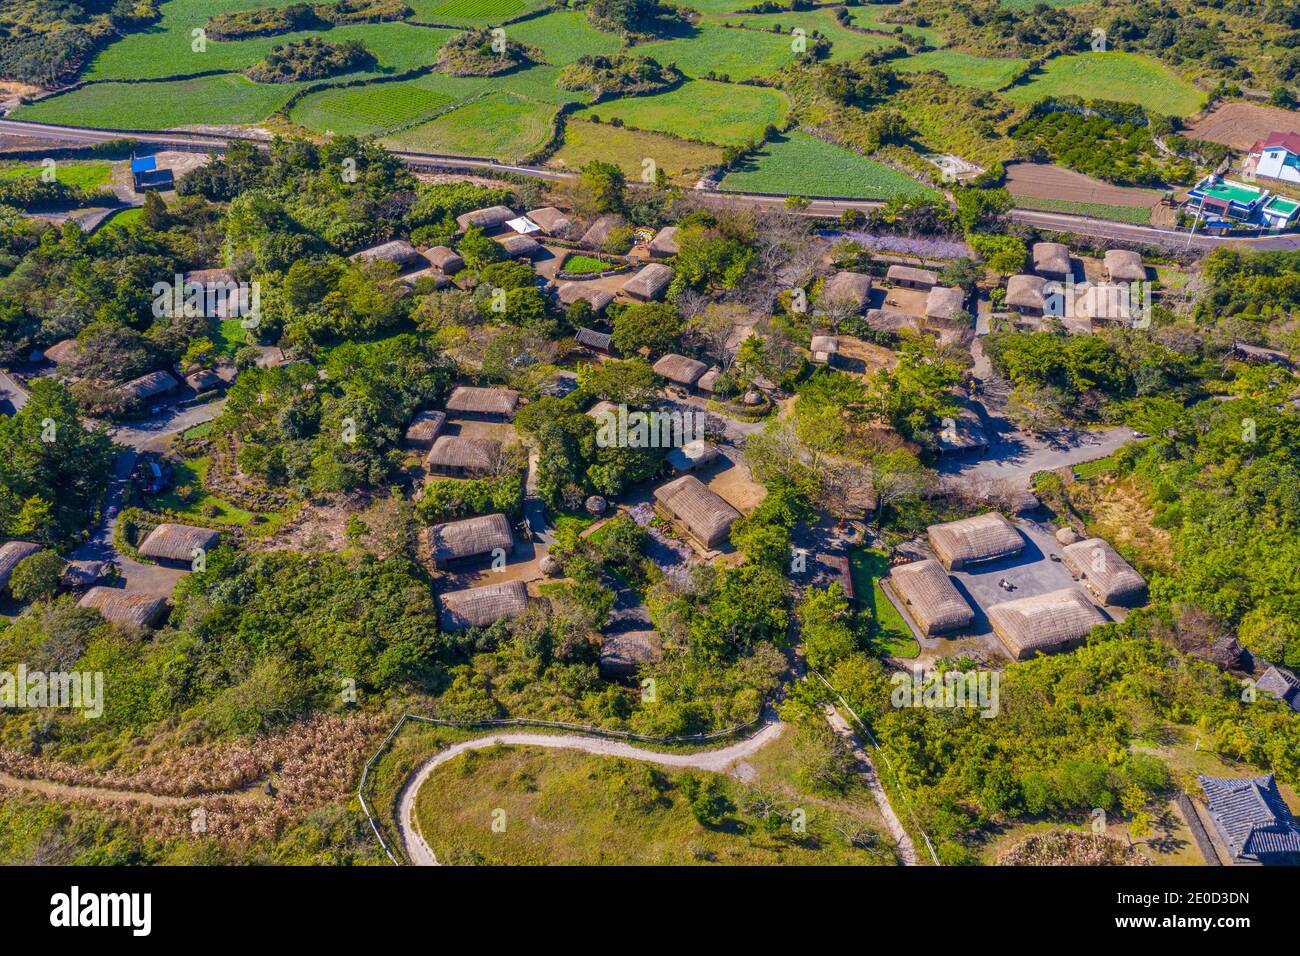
[1003,244,1150,329]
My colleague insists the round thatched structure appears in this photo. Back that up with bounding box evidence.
[539,554,561,577]
[585,495,608,515]
[1055,526,1082,545]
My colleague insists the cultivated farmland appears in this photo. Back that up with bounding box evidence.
[894,49,1028,90]
[712,9,896,64]
[571,80,788,146]
[289,82,456,137]
[507,11,624,66]
[551,119,724,180]
[1003,52,1206,117]
[635,23,798,83]
[1184,102,1300,150]
[406,0,551,26]
[721,131,939,200]
[382,91,558,160]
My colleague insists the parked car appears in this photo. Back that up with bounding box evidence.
[132,454,172,495]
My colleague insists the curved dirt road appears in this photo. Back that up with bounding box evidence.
[396,722,786,866]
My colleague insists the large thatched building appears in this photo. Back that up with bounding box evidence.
[423,246,464,275]
[440,580,532,632]
[428,513,513,567]
[0,540,40,593]
[445,385,520,421]
[886,264,938,290]
[1104,249,1146,283]
[988,587,1106,660]
[1059,538,1147,606]
[654,475,740,551]
[1032,242,1071,279]
[557,282,614,314]
[820,271,873,311]
[925,286,966,322]
[927,512,1024,571]
[426,436,502,478]
[456,205,516,233]
[887,558,973,636]
[78,587,169,629]
[120,370,180,404]
[349,240,423,269]
[653,353,707,389]
[497,234,543,259]
[648,226,679,257]
[525,206,573,236]
[1005,275,1046,315]
[403,410,447,448]
[622,263,672,301]
[137,523,219,565]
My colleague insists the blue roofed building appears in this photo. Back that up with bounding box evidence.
[131,154,174,193]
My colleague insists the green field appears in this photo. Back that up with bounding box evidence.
[1003,52,1206,117]
[572,80,788,146]
[383,91,557,160]
[1011,194,1156,225]
[289,82,456,136]
[849,548,921,659]
[721,132,936,200]
[413,744,896,865]
[636,23,797,82]
[847,4,943,45]
[507,10,623,66]
[711,9,896,64]
[551,119,724,179]
[560,253,610,272]
[407,0,549,25]
[894,49,1028,90]
[14,74,301,129]
[0,161,113,189]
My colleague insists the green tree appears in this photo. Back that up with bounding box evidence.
[9,550,66,603]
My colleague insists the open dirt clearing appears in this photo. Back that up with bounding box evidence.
[1184,102,1300,150]
[1004,162,1164,208]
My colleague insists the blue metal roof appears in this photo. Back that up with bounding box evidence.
[130,156,157,173]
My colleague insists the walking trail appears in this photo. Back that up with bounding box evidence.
[0,771,263,808]
[823,705,918,865]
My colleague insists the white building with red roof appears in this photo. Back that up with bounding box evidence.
[1244,131,1300,186]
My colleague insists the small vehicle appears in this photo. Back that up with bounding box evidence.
[1049,553,1061,562]
[132,454,172,495]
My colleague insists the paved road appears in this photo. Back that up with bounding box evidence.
[0,369,29,415]
[938,423,1134,488]
[6,118,1299,250]
[395,723,787,866]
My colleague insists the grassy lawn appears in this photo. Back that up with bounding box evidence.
[508,10,623,66]
[213,318,250,357]
[1010,194,1155,225]
[290,82,456,136]
[636,23,798,82]
[0,161,113,189]
[894,49,1028,90]
[15,74,301,128]
[1072,453,1121,480]
[413,743,897,865]
[720,132,937,200]
[150,455,289,534]
[382,90,557,161]
[1003,52,1206,117]
[572,80,788,147]
[560,253,610,272]
[705,9,896,64]
[552,119,723,180]
[104,207,144,229]
[849,548,920,658]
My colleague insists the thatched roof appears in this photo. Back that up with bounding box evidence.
[935,406,988,454]
[865,309,923,335]
[404,410,447,447]
[0,541,40,589]
[61,560,107,588]
[622,263,672,300]
[696,367,721,393]
[928,512,1023,570]
[456,205,516,232]
[653,353,707,387]
[888,558,973,635]
[44,339,81,364]
[440,580,531,631]
[1032,241,1071,276]
[426,436,502,475]
[600,630,663,675]
[1005,274,1046,312]
[886,264,938,288]
[654,475,740,550]
[989,587,1106,660]
[810,334,840,355]
[78,587,169,629]
[557,282,614,312]
[1076,283,1134,324]
[525,206,572,236]
[497,234,542,259]
[138,523,219,563]
[423,245,464,274]
[120,370,180,401]
[185,267,238,286]
[1060,538,1147,605]
[579,215,623,249]
[666,441,719,473]
[925,286,966,321]
[821,271,873,309]
[349,240,423,267]
[185,369,222,392]
[1104,249,1146,283]
[649,226,679,256]
[575,327,613,352]
[428,513,513,563]
[445,385,520,418]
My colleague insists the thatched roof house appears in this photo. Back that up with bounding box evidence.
[579,214,623,249]
[928,512,1023,571]
[426,436,502,478]
[1076,282,1134,325]
[525,206,572,236]
[1256,666,1300,712]
[1032,241,1071,278]
[600,630,663,677]
[821,271,873,311]
[622,263,672,301]
[557,282,614,313]
[497,234,542,259]
[138,523,219,564]
[1104,249,1146,283]
[0,540,40,591]
[349,240,423,269]
[185,368,222,393]
[120,370,180,402]
[43,339,82,365]
[78,587,169,629]
[445,385,520,420]
[456,205,516,233]
[810,334,839,364]
[989,587,1105,660]
[695,367,721,394]
[1199,774,1300,864]
[1005,274,1046,314]
[888,559,973,636]
[935,406,988,455]
[61,560,107,589]
[654,475,740,550]
[653,353,707,388]
[925,286,966,322]
[428,513,513,566]
[666,441,719,474]
[423,246,464,274]
[440,580,531,632]
[886,264,938,290]
[649,226,679,257]
[404,410,447,448]
[575,327,613,354]
[586,400,618,419]
[1060,538,1147,606]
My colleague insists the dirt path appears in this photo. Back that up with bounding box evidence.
[0,771,263,808]
[822,705,918,866]
[396,722,786,866]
